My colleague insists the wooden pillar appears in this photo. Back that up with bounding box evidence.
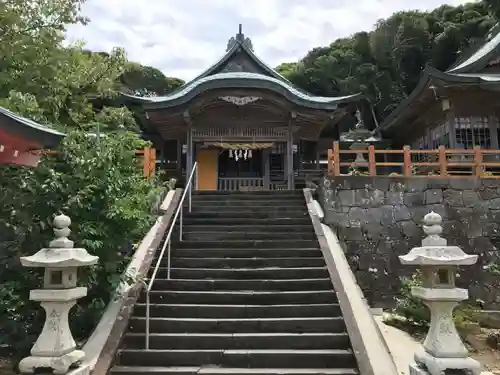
[176,138,182,175]
[445,101,457,148]
[315,141,320,170]
[184,111,193,187]
[263,149,270,190]
[489,114,499,149]
[287,113,296,190]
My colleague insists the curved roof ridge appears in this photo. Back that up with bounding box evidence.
[123,72,361,105]
[447,22,500,74]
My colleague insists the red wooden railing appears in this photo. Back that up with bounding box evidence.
[327,142,500,179]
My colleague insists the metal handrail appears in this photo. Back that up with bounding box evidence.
[144,162,198,349]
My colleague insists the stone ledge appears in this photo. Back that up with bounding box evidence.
[303,188,399,375]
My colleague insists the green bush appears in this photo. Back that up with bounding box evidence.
[0,130,163,357]
[394,271,430,327]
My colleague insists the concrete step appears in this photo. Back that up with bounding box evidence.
[116,349,355,368]
[169,248,322,258]
[177,232,317,241]
[149,278,333,291]
[183,212,309,219]
[111,192,357,374]
[150,267,329,279]
[111,366,358,375]
[189,207,308,214]
[193,191,303,198]
[167,257,325,269]
[123,332,350,350]
[173,240,318,249]
[188,200,306,207]
[174,225,314,232]
[182,218,311,226]
[139,290,336,305]
[128,317,346,334]
[132,303,342,319]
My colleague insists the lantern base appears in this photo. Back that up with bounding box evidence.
[412,351,481,375]
[18,349,84,374]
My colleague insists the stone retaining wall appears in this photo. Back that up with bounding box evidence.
[318,176,500,309]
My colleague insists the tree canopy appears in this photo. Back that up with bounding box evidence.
[276,1,496,125]
[0,0,174,357]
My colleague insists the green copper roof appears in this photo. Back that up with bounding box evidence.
[447,23,500,74]
[121,25,361,111]
[0,107,65,148]
[122,72,361,110]
[379,66,500,132]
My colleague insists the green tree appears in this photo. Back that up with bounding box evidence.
[120,62,185,97]
[279,2,493,122]
[0,0,165,359]
[0,131,162,355]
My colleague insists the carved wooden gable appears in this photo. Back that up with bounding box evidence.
[214,49,272,76]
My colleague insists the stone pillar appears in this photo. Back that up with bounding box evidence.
[18,214,99,374]
[399,212,481,375]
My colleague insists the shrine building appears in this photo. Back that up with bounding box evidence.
[380,23,500,151]
[0,107,65,167]
[122,25,362,191]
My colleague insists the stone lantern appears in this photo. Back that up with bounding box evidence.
[399,211,481,375]
[18,214,99,374]
[339,110,383,165]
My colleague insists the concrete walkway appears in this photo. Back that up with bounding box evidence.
[373,314,494,375]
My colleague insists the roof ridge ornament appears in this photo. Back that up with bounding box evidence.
[226,24,254,52]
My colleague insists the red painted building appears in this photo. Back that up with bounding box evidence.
[0,107,65,167]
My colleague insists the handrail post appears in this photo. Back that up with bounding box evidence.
[438,146,447,177]
[167,240,171,280]
[368,145,376,176]
[333,141,340,176]
[145,162,197,352]
[403,146,412,176]
[328,149,333,175]
[145,291,150,349]
[473,146,483,177]
[179,205,183,241]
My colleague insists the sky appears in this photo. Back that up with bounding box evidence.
[65,0,474,81]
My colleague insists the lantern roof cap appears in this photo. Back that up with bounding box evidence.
[20,214,98,268]
[399,211,478,266]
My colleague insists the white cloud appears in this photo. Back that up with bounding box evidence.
[65,0,475,81]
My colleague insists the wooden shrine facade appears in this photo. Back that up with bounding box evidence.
[122,26,361,191]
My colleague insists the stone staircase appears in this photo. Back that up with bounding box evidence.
[110,190,359,375]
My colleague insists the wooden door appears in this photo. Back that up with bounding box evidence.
[196,149,219,190]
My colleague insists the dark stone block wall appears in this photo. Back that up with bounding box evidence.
[318,176,500,309]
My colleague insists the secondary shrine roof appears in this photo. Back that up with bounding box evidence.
[379,23,500,134]
[0,107,65,148]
